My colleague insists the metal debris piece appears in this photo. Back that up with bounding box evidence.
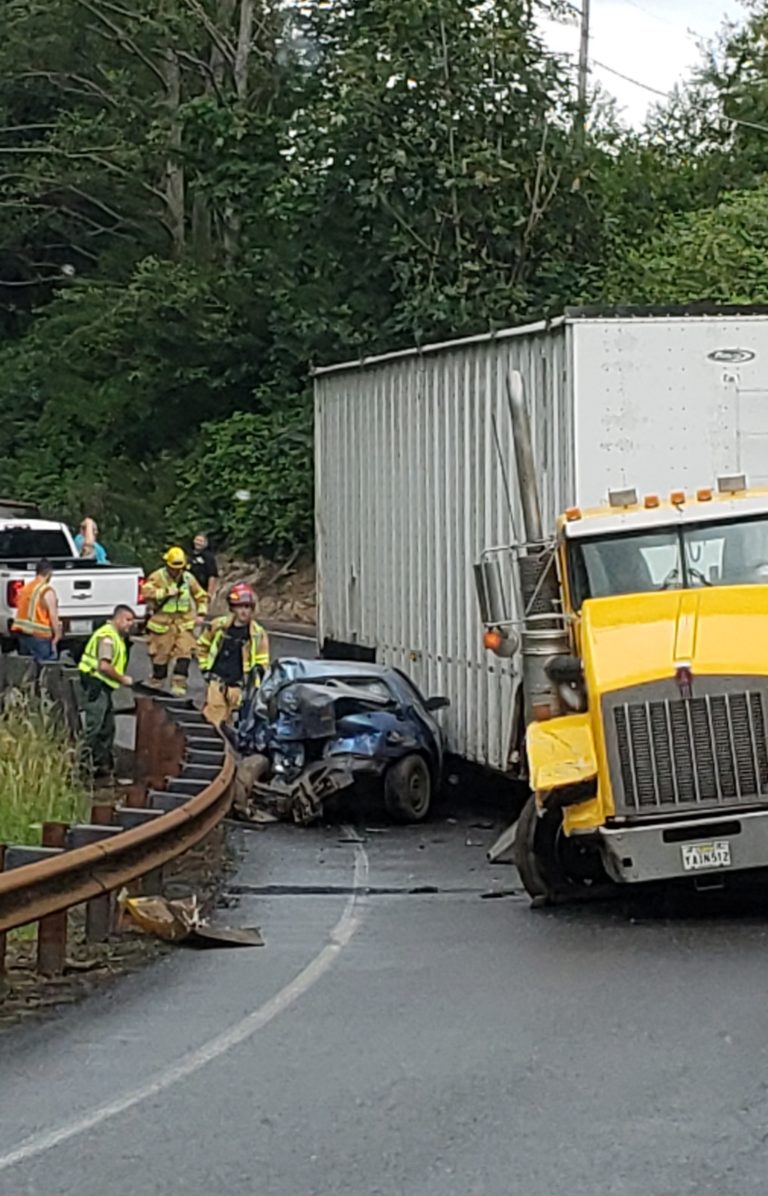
[487,821,518,865]
[187,925,264,949]
[118,892,262,948]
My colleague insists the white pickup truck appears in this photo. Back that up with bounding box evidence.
[0,503,146,653]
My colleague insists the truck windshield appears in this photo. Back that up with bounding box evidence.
[0,528,72,560]
[569,514,768,607]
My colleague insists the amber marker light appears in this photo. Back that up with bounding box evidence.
[670,490,686,505]
[696,488,713,502]
[484,629,503,653]
[565,507,582,522]
[644,494,660,509]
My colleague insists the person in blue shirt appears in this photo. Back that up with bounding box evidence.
[74,518,109,564]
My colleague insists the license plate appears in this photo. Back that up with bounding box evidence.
[681,841,732,872]
[69,618,92,635]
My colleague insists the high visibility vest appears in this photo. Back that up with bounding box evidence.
[144,569,206,633]
[11,577,54,639]
[78,622,128,690]
[197,615,269,678]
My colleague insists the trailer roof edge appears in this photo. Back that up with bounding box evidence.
[313,304,768,378]
[311,316,566,377]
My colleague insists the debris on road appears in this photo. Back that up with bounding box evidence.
[118,892,263,949]
[487,821,518,865]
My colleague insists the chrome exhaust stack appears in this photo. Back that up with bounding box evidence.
[505,372,568,721]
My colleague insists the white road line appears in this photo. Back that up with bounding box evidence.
[0,831,369,1175]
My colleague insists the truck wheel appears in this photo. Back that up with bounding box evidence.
[515,795,566,904]
[384,754,432,822]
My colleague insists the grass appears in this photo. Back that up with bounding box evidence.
[0,688,88,847]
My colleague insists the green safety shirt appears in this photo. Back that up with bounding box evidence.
[78,622,128,690]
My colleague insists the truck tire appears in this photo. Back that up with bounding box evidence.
[515,795,566,903]
[384,754,432,823]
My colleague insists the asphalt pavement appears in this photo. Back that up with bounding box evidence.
[5,631,768,1194]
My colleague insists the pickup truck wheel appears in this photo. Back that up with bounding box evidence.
[384,754,432,822]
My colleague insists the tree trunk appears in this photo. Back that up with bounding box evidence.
[223,0,255,262]
[234,0,255,102]
[162,47,185,255]
[192,0,237,261]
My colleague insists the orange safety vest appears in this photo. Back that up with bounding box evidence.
[12,577,54,639]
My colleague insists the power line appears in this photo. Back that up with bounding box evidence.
[591,57,768,136]
[591,58,668,99]
[621,0,704,42]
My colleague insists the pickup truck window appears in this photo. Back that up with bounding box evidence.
[0,528,72,560]
[569,514,768,606]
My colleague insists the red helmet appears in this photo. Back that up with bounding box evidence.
[228,582,256,608]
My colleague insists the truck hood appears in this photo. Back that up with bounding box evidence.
[581,587,768,694]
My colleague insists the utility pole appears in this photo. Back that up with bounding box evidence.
[577,0,591,134]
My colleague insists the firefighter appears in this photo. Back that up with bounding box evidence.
[197,582,269,726]
[142,547,208,695]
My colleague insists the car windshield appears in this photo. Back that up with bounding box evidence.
[569,514,768,606]
[0,528,72,560]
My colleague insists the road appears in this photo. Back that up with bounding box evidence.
[3,810,768,1194]
[4,631,768,1194]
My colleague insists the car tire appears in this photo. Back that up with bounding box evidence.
[384,754,432,822]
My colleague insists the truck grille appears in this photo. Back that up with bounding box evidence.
[610,689,768,813]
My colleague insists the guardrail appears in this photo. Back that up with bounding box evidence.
[0,679,234,977]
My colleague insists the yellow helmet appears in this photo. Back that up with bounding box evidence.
[164,546,187,568]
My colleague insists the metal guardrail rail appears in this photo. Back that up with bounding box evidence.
[0,685,234,975]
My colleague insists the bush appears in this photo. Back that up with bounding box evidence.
[166,401,314,559]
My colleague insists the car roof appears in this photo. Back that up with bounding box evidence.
[275,658,396,681]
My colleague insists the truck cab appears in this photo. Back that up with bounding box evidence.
[522,475,768,890]
[475,372,768,901]
[505,475,768,899]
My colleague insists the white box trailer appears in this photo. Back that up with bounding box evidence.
[313,306,768,771]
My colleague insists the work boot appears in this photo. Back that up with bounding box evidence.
[170,679,187,697]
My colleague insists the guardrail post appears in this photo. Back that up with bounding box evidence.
[147,702,168,790]
[0,846,6,979]
[125,700,151,807]
[91,801,113,827]
[69,826,121,943]
[37,822,69,976]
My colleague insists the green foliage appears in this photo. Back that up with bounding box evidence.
[167,403,314,557]
[0,0,767,559]
[602,186,768,305]
[0,688,87,846]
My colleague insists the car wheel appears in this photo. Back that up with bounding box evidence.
[384,754,432,822]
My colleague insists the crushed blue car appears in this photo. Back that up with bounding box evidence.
[234,658,449,824]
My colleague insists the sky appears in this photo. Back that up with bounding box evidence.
[539,0,747,126]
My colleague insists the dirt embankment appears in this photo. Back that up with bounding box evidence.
[212,555,316,626]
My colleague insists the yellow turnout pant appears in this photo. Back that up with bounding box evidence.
[203,680,243,727]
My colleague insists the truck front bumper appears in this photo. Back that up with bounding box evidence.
[599,808,768,884]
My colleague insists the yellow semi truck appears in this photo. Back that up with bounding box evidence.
[477,373,768,902]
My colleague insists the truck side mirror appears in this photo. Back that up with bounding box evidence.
[425,695,450,713]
